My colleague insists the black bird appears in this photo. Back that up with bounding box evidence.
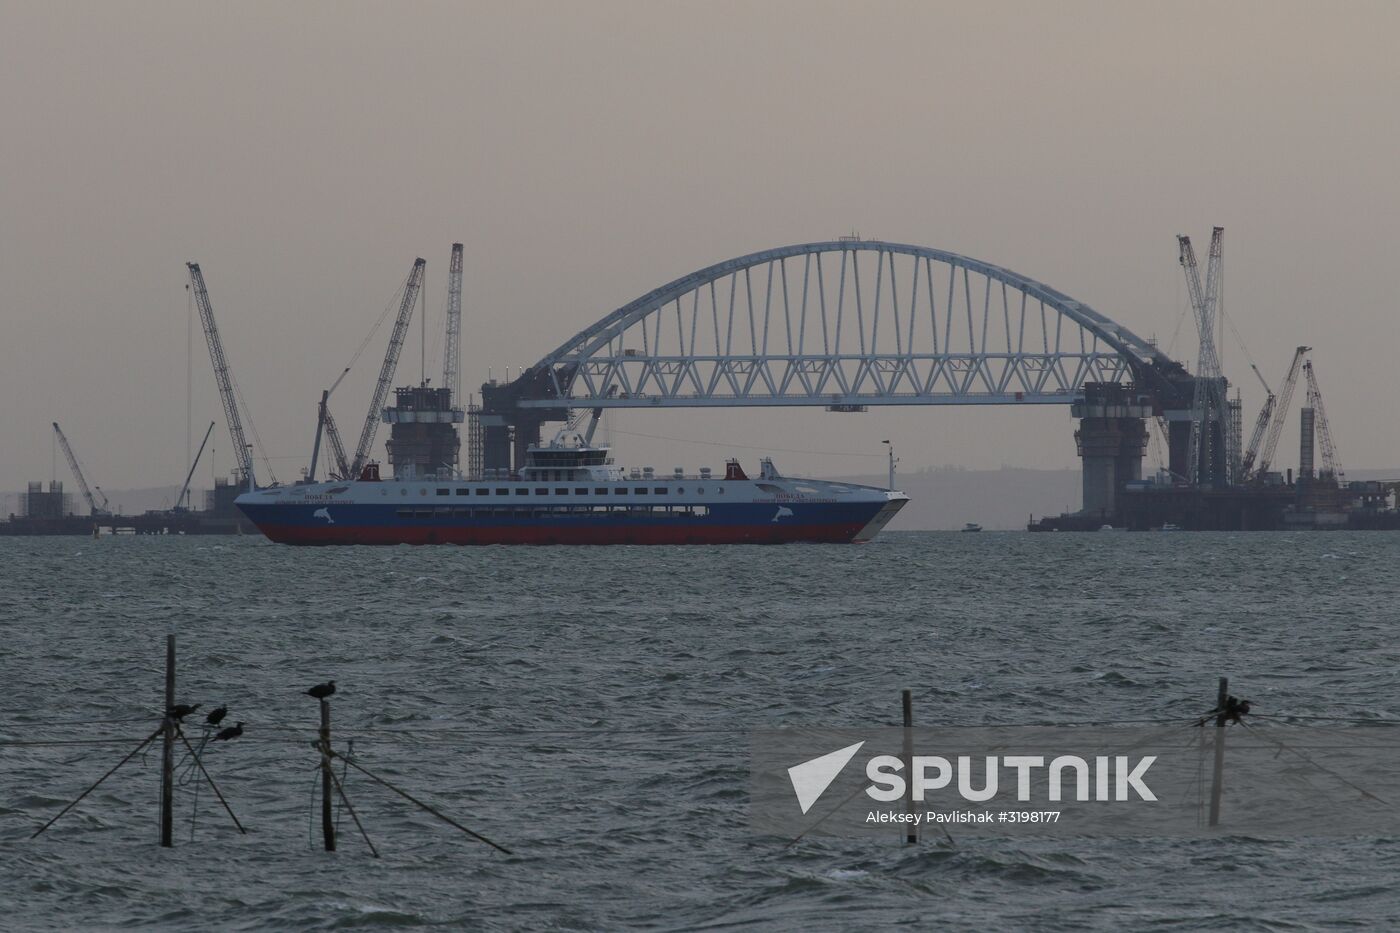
[214,722,244,742]
[305,680,336,700]
[1195,695,1252,727]
[169,703,201,721]
[206,705,228,727]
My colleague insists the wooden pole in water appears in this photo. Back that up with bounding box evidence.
[902,688,916,844]
[1208,676,1228,828]
[320,698,336,851]
[160,634,175,847]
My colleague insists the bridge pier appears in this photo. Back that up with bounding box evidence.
[1073,384,1151,519]
[1162,377,1230,486]
[478,372,569,476]
[480,419,512,474]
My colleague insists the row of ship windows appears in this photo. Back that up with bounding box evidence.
[389,486,718,498]
[394,505,713,518]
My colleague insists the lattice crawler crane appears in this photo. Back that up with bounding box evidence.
[350,258,426,477]
[186,263,274,489]
[1253,346,1309,479]
[1177,228,1227,486]
[1304,359,1344,484]
[51,422,109,516]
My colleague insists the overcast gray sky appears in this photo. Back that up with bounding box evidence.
[2,0,1397,495]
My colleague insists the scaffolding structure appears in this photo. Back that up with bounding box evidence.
[466,401,483,481]
[20,481,73,520]
[382,385,463,480]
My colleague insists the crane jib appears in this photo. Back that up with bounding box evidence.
[351,258,426,477]
[443,244,463,407]
[186,262,258,488]
[52,422,108,515]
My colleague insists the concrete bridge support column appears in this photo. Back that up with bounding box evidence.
[481,419,512,475]
[1072,384,1152,518]
[477,412,555,476]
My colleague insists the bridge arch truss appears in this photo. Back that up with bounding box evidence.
[522,240,1171,410]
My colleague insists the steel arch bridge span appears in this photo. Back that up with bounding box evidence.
[517,241,1177,410]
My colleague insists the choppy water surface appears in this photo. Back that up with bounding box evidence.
[3,532,1400,930]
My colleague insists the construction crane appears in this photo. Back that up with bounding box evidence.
[308,392,328,483]
[1238,363,1275,479]
[308,395,353,482]
[1255,345,1310,478]
[308,367,354,482]
[1204,227,1225,376]
[321,395,352,481]
[174,421,216,511]
[1304,359,1344,484]
[186,263,271,488]
[443,243,464,407]
[1177,228,1226,485]
[52,422,109,515]
[350,258,426,477]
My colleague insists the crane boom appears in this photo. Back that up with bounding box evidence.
[1177,236,1205,484]
[176,421,216,510]
[309,368,352,482]
[1256,346,1309,477]
[1177,236,1207,349]
[1204,227,1224,377]
[351,258,426,476]
[1177,228,1230,485]
[322,399,351,480]
[186,262,255,487]
[1304,359,1343,483]
[1239,364,1276,479]
[52,422,108,515]
[308,393,327,483]
[1249,363,1271,395]
[443,243,463,406]
[1239,396,1274,479]
[1178,234,1224,485]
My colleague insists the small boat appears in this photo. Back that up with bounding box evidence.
[1097,524,1125,532]
[961,523,982,533]
[1157,522,1182,532]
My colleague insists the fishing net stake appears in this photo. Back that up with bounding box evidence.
[318,699,336,851]
[1209,676,1228,827]
[160,634,176,847]
[902,689,917,844]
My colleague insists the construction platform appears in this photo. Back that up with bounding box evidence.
[1,476,255,536]
[1030,480,1400,532]
[0,512,247,536]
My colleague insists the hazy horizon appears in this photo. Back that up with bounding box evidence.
[3,1,1397,492]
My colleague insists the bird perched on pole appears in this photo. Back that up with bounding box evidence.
[1195,696,1252,727]
[206,705,228,727]
[213,722,244,742]
[169,703,201,721]
[1223,697,1251,724]
[305,681,336,700]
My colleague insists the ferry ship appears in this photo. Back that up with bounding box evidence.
[234,427,907,546]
